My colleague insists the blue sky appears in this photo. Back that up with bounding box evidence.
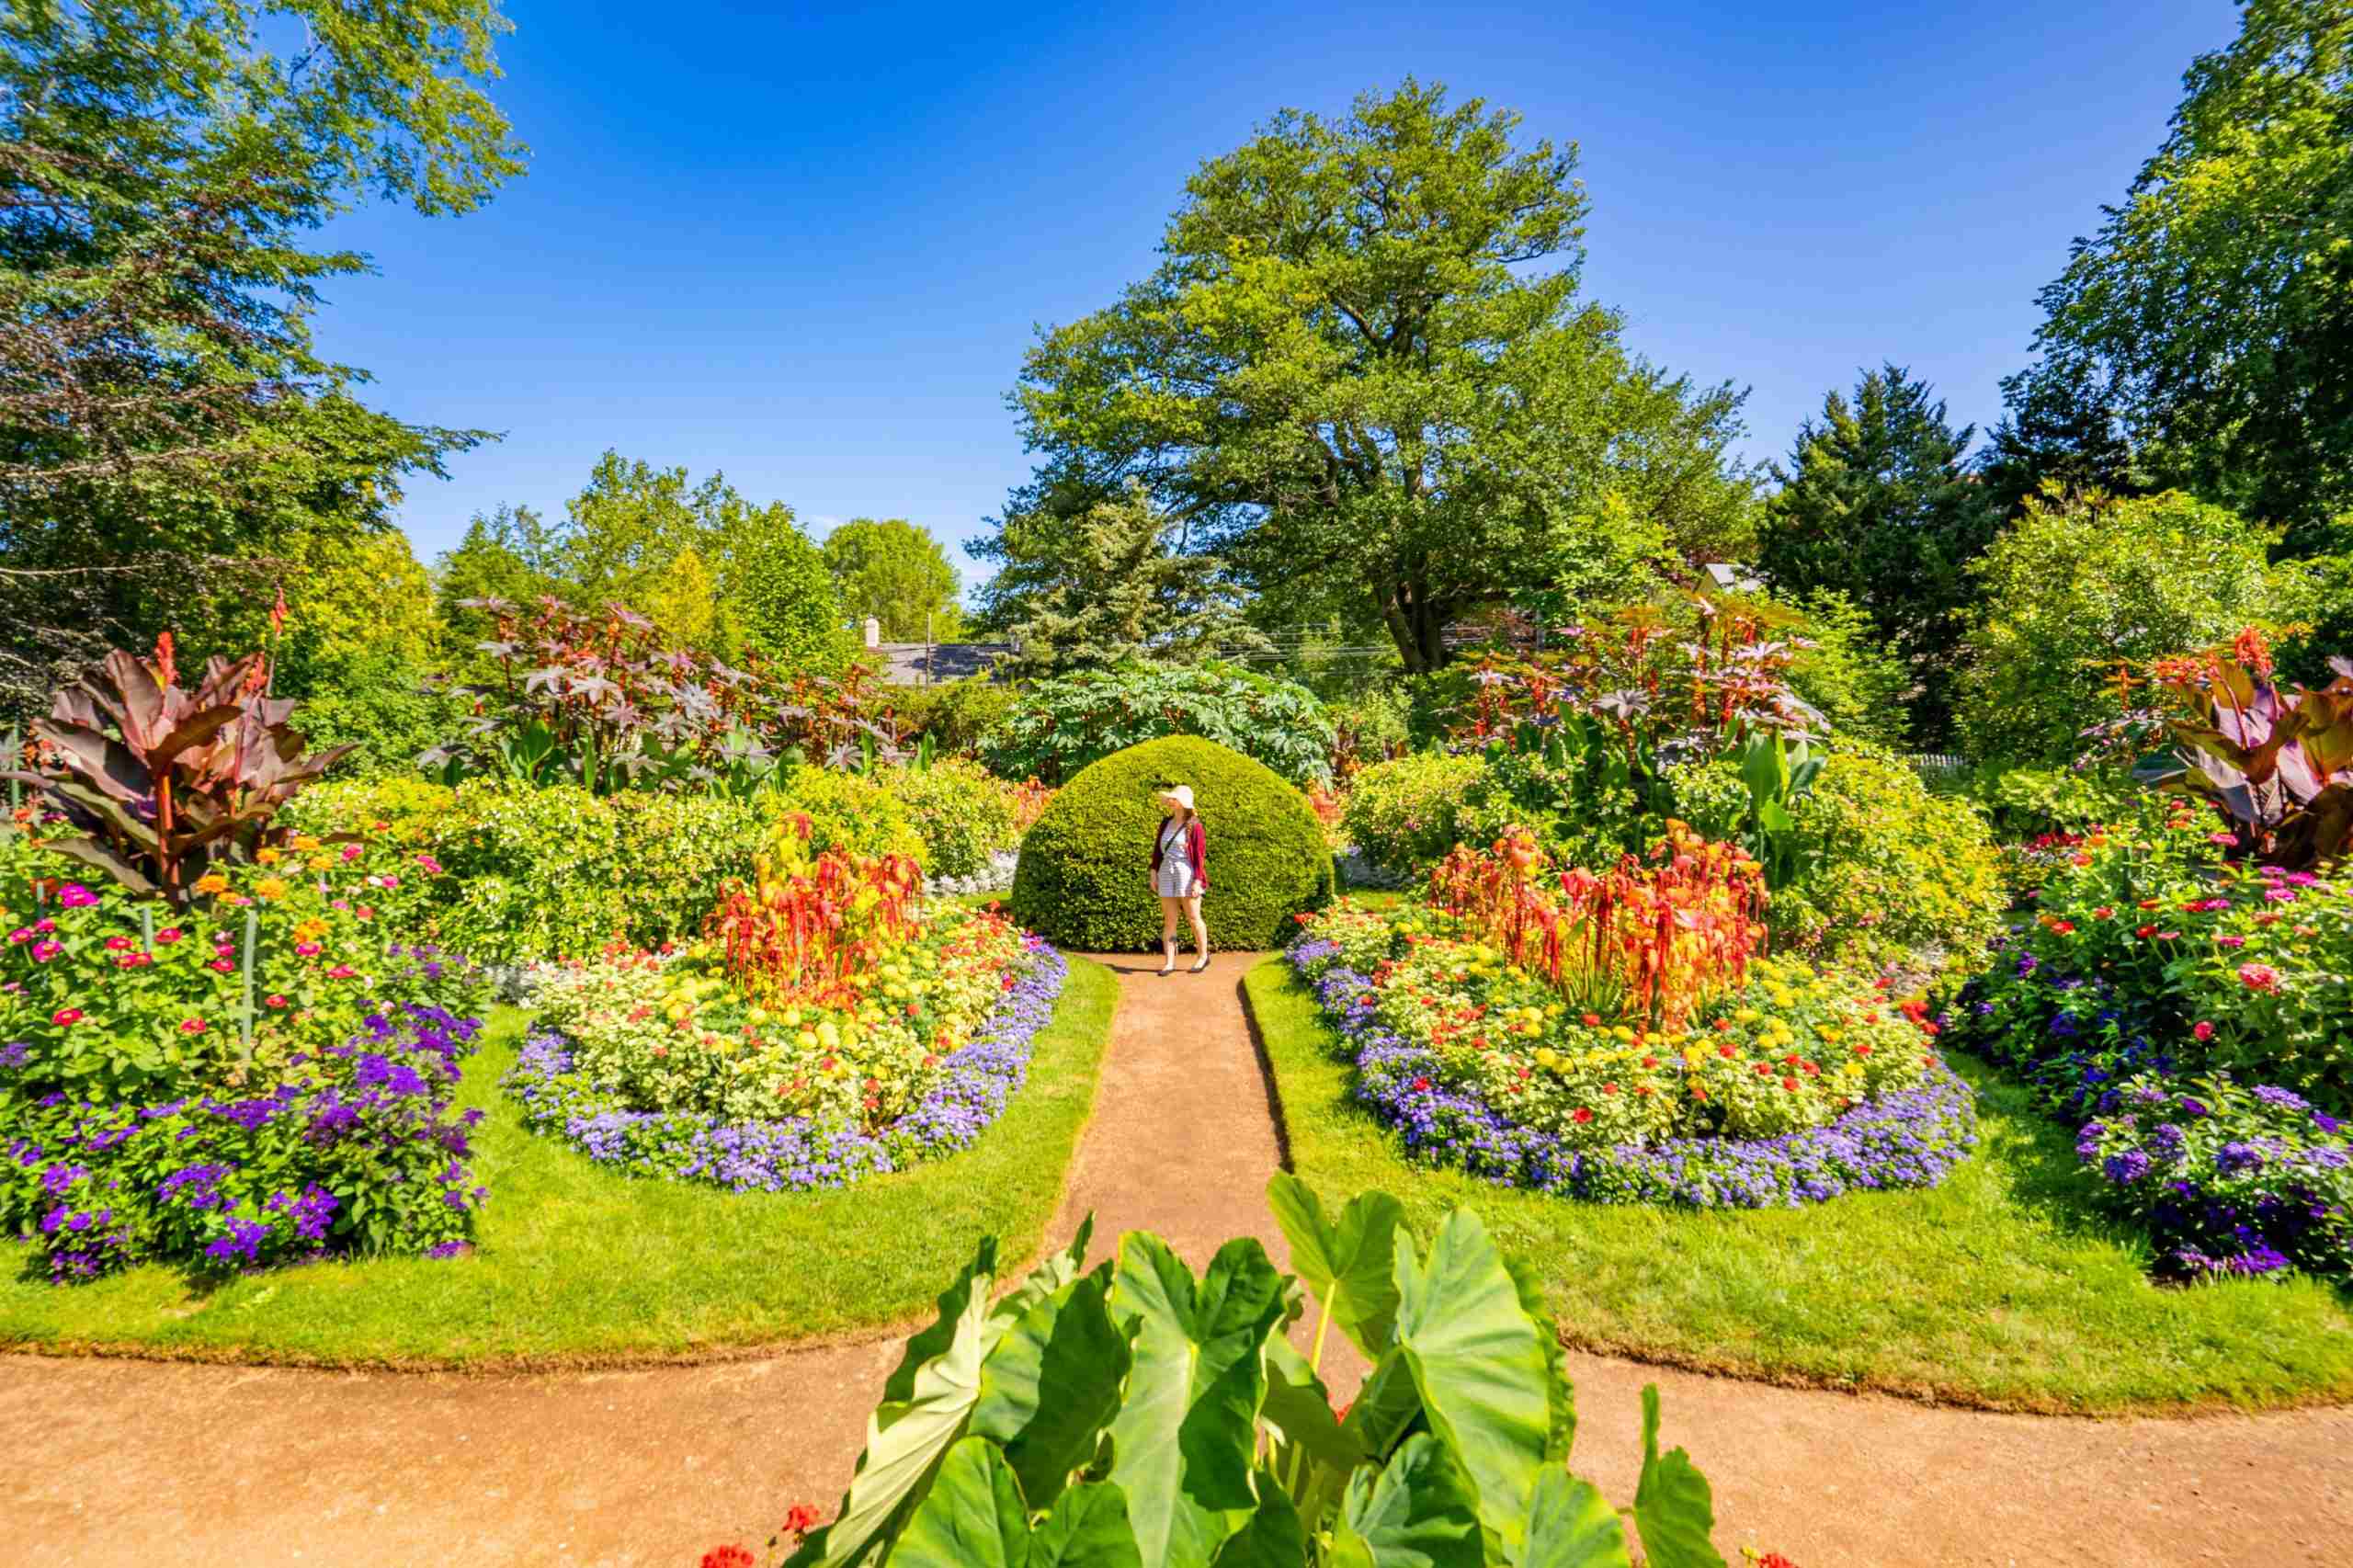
[317,0,2238,598]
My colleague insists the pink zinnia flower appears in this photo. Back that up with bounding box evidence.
[2238,962,2281,993]
[30,940,61,962]
[210,959,234,973]
[178,1017,207,1035]
[340,844,363,862]
[6,927,28,944]
[2193,1020,2214,1041]
[104,935,132,951]
[51,1007,82,1027]
[155,927,182,944]
[2217,934,2246,949]
[57,884,97,908]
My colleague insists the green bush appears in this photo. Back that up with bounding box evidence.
[887,677,1018,758]
[881,757,1021,879]
[1341,752,1503,872]
[770,767,926,865]
[1676,744,2005,968]
[1011,735,1333,950]
[982,661,1334,786]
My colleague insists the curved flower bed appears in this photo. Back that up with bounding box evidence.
[505,937,1068,1191]
[1290,937,1977,1209]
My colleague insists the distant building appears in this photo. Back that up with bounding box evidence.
[859,617,1009,686]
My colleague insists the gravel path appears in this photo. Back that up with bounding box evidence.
[3,955,2348,1567]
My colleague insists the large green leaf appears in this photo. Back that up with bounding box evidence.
[1207,1471,1308,1568]
[1503,1254,1574,1463]
[888,1437,1032,1568]
[1340,1345,1428,1466]
[1391,1210,1554,1564]
[971,1264,1133,1509]
[1106,1233,1288,1568]
[1266,1173,1405,1360]
[1326,1433,1484,1568]
[1631,1387,1724,1568]
[1030,1483,1146,1568]
[1260,1331,1363,1534]
[787,1239,1001,1568]
[989,1214,1097,1351]
[1522,1470,1630,1567]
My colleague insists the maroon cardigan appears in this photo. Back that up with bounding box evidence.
[1149,816,1208,892]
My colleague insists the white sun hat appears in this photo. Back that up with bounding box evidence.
[1158,784,1196,811]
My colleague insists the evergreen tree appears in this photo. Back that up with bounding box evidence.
[1978,355,2149,516]
[993,486,1271,677]
[1756,363,2001,741]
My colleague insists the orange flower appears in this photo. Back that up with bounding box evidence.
[192,873,230,896]
[254,877,289,901]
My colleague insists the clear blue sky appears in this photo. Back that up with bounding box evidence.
[316,0,2238,597]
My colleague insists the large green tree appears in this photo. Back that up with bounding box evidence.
[2021,0,2353,555]
[0,0,523,711]
[1755,363,2002,740]
[821,517,964,642]
[995,80,1756,675]
[983,484,1272,676]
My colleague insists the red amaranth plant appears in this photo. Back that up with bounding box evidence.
[1427,824,1765,1032]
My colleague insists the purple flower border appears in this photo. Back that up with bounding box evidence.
[1288,937,1978,1209]
[502,937,1069,1192]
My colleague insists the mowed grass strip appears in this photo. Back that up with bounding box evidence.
[0,955,1118,1367]
[1245,955,2353,1415]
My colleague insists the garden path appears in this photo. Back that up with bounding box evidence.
[3,955,2350,1567]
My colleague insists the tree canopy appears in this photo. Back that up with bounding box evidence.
[995,79,1756,674]
[2018,0,2353,555]
[821,517,964,642]
[1755,363,2002,740]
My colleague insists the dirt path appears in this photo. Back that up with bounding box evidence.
[4,956,2350,1567]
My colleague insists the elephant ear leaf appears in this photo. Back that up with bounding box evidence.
[786,1240,1000,1568]
[886,1437,1030,1568]
[1029,1482,1145,1568]
[1267,1172,1405,1358]
[1631,1386,1725,1568]
[1106,1233,1288,1568]
[1391,1210,1554,1564]
[1325,1432,1484,1568]
[971,1265,1134,1510]
[1522,1469,1630,1567]
[1207,1471,1308,1568]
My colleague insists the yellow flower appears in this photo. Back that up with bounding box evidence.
[254,877,289,901]
[291,835,322,851]
[192,873,230,896]
[256,847,281,866]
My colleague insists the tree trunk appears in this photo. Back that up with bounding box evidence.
[1374,579,1450,675]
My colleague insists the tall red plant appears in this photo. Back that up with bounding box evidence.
[707,829,925,1008]
[1427,824,1764,1032]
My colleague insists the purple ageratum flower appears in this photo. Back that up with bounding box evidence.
[2103,1149,2153,1185]
[2251,1085,2309,1112]
[2215,1142,2267,1176]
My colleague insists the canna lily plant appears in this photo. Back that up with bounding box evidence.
[6,638,353,903]
[2140,634,2353,870]
[782,1176,1726,1568]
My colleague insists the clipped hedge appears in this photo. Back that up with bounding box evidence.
[1011,735,1333,951]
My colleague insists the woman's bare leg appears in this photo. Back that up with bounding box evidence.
[1186,894,1210,970]
[1159,896,1181,973]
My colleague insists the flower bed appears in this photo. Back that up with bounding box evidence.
[1949,801,2353,1280]
[504,911,1066,1191]
[1,1002,488,1281]
[1289,886,1976,1209]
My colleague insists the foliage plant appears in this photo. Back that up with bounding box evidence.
[885,677,1018,759]
[773,1177,1733,1568]
[982,661,1335,787]
[509,896,1063,1192]
[0,823,483,1098]
[8,641,355,903]
[2128,636,2353,870]
[1011,736,1334,952]
[1340,754,1511,878]
[769,767,928,869]
[1290,903,1974,1209]
[881,758,1024,881]
[1673,747,2006,969]
[821,517,965,643]
[1949,799,2353,1278]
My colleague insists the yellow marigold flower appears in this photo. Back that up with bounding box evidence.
[292,835,321,851]
[256,847,281,865]
[192,873,230,896]
[255,877,289,900]
[1733,1007,1762,1024]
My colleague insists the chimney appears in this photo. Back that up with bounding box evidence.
[863,616,881,650]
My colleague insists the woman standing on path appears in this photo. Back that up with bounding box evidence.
[1151,785,1211,975]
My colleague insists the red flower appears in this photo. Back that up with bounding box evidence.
[1781,1076,1799,1092]
[1571,1107,1593,1124]
[51,1007,82,1027]
[1601,1083,1618,1096]
[104,935,132,951]
[266,994,289,1009]
[2237,962,2280,993]
[2134,925,2155,938]
[179,1018,207,1035]
[1718,1043,1735,1058]
[2048,920,2075,935]
[2192,1020,2215,1041]
[1411,1076,1431,1092]
[1580,1013,1600,1028]
[700,1549,756,1568]
[783,1504,823,1537]
[2091,906,2114,920]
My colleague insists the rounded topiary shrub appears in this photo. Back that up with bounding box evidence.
[1011,735,1334,951]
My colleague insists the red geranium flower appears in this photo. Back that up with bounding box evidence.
[700,1548,756,1568]
[1781,1076,1799,1092]
[783,1504,823,1536]
[1571,1107,1593,1123]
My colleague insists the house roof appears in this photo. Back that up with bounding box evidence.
[871,642,1010,686]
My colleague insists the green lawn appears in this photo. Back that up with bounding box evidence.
[1245,955,2353,1415]
[0,956,1118,1368]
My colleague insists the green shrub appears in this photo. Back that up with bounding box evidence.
[280,775,459,848]
[881,757,1021,879]
[1011,735,1332,950]
[770,767,926,865]
[887,677,1018,757]
[1341,753,1501,872]
[982,661,1334,786]
[1676,744,2005,968]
